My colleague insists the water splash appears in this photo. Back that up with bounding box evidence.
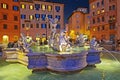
[102,47,120,64]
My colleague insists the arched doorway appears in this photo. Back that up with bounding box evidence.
[2,35,9,44]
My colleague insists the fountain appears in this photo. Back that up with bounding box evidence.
[87,37,101,66]
[26,18,101,72]
[1,17,102,72]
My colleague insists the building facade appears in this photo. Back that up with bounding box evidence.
[0,0,20,43]
[20,0,64,40]
[67,8,90,39]
[89,0,117,42]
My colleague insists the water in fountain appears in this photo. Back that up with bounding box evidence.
[101,47,120,64]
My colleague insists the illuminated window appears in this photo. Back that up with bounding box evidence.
[93,28,96,31]
[97,10,100,14]
[14,36,18,41]
[1,3,8,9]
[21,4,26,9]
[48,5,52,11]
[92,4,95,9]
[101,9,105,13]
[42,4,46,11]
[29,15,34,20]
[29,5,34,10]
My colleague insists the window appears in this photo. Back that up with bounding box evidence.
[56,24,60,29]
[21,14,26,19]
[35,14,40,20]
[93,12,95,16]
[48,5,52,11]
[97,10,100,15]
[92,4,95,9]
[97,2,100,7]
[109,6,111,10]
[36,23,39,28]
[97,26,100,31]
[3,14,7,20]
[22,24,25,28]
[112,5,115,10]
[13,6,19,11]
[35,4,40,10]
[42,4,46,11]
[14,25,18,30]
[41,24,46,28]
[13,0,19,2]
[110,34,115,43]
[21,4,26,9]
[55,6,60,12]
[113,15,116,20]
[29,5,34,10]
[29,15,34,20]
[101,0,104,5]
[14,16,18,21]
[48,15,52,19]
[1,3,8,9]
[110,24,115,30]
[101,9,105,13]
[3,24,7,29]
[30,24,33,28]
[93,19,95,24]
[97,17,100,23]
[41,14,46,21]
[55,15,60,21]
[102,25,105,30]
[102,16,105,22]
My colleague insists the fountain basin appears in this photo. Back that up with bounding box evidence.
[27,51,88,72]
[87,49,101,65]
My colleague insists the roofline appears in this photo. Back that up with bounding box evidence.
[20,0,64,5]
[67,11,85,20]
[89,0,97,3]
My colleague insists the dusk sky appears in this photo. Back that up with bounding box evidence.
[46,0,89,23]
